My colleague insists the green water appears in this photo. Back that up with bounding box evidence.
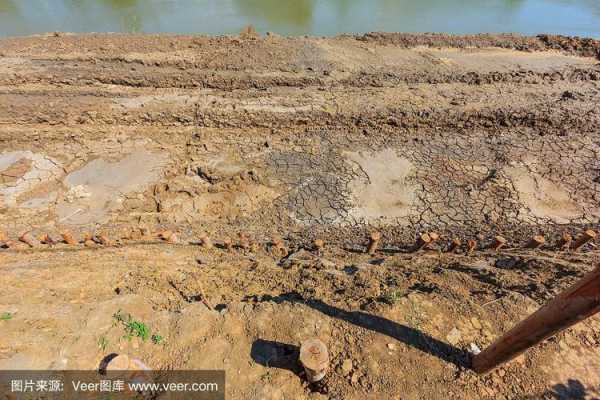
[1,0,599,38]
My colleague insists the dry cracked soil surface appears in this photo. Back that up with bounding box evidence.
[1,32,600,399]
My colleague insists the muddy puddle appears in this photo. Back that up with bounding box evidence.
[0,148,168,226]
[345,149,417,223]
[57,149,168,225]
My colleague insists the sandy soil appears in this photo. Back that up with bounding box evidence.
[1,32,600,399]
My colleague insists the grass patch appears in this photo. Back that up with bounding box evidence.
[382,290,403,305]
[98,336,109,351]
[1,312,13,321]
[112,310,162,344]
[151,334,164,345]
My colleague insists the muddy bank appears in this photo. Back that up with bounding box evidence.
[1,33,600,399]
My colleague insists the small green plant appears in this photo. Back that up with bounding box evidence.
[98,335,109,351]
[151,334,164,345]
[125,320,150,341]
[112,310,162,344]
[0,312,13,321]
[405,297,422,330]
[382,290,403,305]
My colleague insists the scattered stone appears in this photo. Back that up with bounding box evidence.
[280,249,316,268]
[199,232,213,249]
[387,343,397,351]
[159,230,174,241]
[341,359,353,375]
[64,184,92,203]
[468,343,482,355]
[558,340,569,351]
[223,237,233,251]
[446,328,462,345]
[271,236,288,258]
[318,258,337,269]
[313,238,325,255]
[167,233,179,244]
[139,227,151,240]
[238,232,250,251]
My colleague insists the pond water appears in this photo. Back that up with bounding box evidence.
[1,0,599,38]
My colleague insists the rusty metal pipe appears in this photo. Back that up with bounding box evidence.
[472,265,600,374]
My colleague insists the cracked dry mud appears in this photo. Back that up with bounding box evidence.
[1,33,600,399]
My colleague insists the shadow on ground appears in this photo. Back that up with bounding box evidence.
[522,379,600,399]
[246,292,470,368]
[250,339,302,374]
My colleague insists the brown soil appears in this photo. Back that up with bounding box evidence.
[1,32,600,399]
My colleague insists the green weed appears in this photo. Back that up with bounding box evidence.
[382,290,403,305]
[112,310,161,343]
[151,334,164,345]
[98,336,109,351]
[0,312,13,321]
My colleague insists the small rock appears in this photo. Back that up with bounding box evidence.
[350,372,360,384]
[446,328,462,346]
[387,343,397,351]
[280,249,316,268]
[341,359,353,375]
[319,258,337,269]
[558,340,569,351]
[468,343,481,355]
[65,185,92,203]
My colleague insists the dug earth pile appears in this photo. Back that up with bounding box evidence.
[1,32,599,399]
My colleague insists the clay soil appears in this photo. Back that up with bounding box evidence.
[1,32,600,399]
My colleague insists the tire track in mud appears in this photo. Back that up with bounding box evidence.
[1,33,600,246]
